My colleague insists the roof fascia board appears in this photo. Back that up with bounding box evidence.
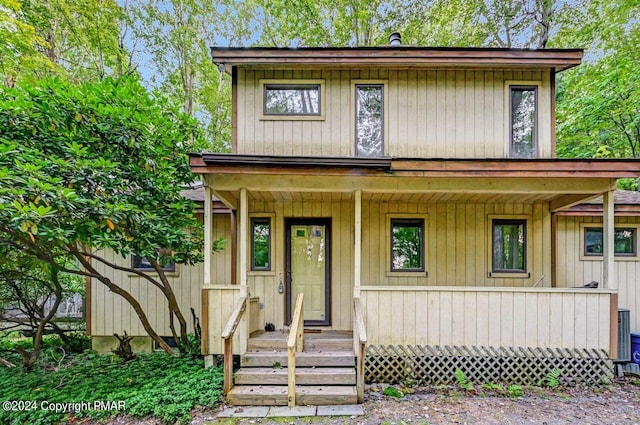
[211,47,583,72]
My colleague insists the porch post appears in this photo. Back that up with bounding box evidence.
[354,190,362,298]
[203,181,213,287]
[239,187,249,298]
[603,190,616,289]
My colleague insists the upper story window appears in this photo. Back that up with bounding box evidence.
[355,83,384,157]
[509,85,538,158]
[260,80,325,120]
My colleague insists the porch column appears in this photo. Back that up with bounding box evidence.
[203,181,213,287]
[603,190,616,289]
[239,187,249,298]
[354,190,362,298]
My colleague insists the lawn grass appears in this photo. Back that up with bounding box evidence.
[0,336,223,425]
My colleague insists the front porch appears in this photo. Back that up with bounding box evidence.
[191,155,640,405]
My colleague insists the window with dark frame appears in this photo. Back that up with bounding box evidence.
[584,227,637,257]
[263,84,320,116]
[510,86,537,159]
[355,84,384,157]
[251,217,271,271]
[132,250,176,272]
[492,219,527,273]
[391,218,424,272]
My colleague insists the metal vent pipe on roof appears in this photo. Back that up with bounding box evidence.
[389,32,402,46]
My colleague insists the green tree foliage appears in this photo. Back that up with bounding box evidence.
[556,0,639,171]
[0,0,54,85]
[19,0,130,80]
[129,0,232,151]
[0,77,207,353]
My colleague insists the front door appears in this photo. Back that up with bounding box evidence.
[285,218,331,326]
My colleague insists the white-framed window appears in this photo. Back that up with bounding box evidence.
[259,79,325,120]
[352,80,387,157]
[580,223,639,261]
[505,81,540,159]
[487,215,532,278]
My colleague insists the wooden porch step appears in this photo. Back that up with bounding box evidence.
[226,385,357,406]
[247,331,353,351]
[234,367,356,385]
[241,350,355,368]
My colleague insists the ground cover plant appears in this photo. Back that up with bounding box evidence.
[0,335,223,425]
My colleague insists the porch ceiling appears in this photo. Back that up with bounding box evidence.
[214,189,577,208]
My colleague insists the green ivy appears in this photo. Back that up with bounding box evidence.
[0,351,223,425]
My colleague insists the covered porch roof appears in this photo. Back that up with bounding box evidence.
[189,153,640,211]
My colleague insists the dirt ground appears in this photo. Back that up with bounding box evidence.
[95,377,640,425]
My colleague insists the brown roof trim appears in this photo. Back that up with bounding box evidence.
[190,153,392,169]
[211,47,583,72]
[190,154,640,179]
[556,204,640,216]
[558,190,640,216]
[390,158,640,177]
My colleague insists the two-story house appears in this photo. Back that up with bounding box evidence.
[89,39,640,407]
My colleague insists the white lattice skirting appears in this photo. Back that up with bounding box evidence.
[365,345,614,385]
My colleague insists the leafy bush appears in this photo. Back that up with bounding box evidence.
[382,386,404,398]
[539,368,563,389]
[0,352,223,425]
[507,384,523,398]
[455,368,474,392]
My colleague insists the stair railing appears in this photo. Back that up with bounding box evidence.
[287,293,304,407]
[353,298,367,403]
[221,296,247,395]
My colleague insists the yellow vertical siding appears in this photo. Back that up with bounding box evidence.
[557,215,640,332]
[361,201,552,287]
[236,69,551,159]
[203,286,244,354]
[91,213,232,337]
[360,287,612,350]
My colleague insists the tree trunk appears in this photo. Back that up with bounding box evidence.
[72,251,175,355]
[0,357,16,368]
[13,266,64,369]
[149,258,190,349]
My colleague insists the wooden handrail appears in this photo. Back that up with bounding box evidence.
[354,298,367,345]
[222,297,247,339]
[287,293,304,407]
[222,297,247,395]
[353,298,367,403]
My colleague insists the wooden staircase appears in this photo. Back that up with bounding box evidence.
[227,331,358,406]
